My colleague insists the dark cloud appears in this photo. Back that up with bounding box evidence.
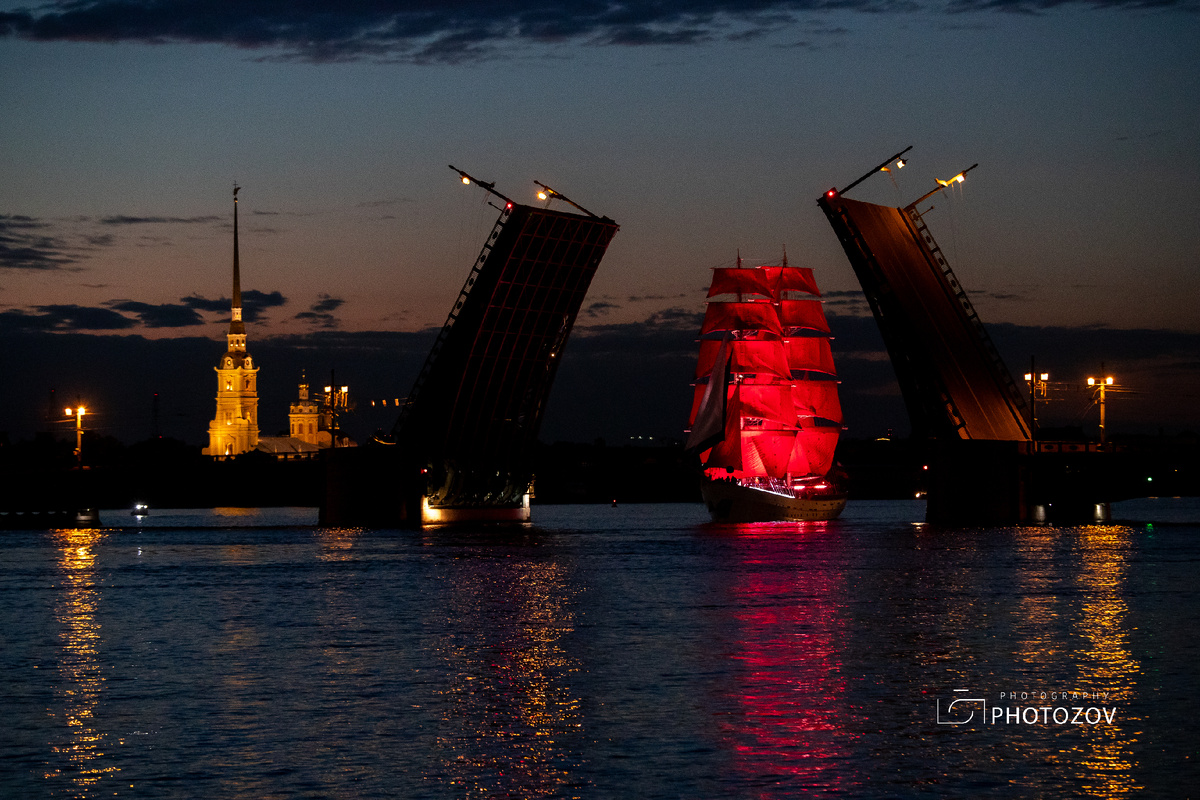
[294,311,338,328]
[311,294,344,313]
[0,0,1181,64]
[182,294,230,313]
[295,293,344,328]
[242,290,287,322]
[98,215,221,226]
[0,287,290,334]
[243,289,286,310]
[0,215,80,271]
[12,303,139,331]
[584,300,620,318]
[626,293,690,302]
[182,289,286,321]
[105,300,205,328]
[821,289,872,315]
[0,308,60,331]
[646,306,705,329]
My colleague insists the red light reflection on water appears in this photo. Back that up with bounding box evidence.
[714,521,851,794]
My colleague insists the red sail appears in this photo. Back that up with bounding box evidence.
[695,339,791,380]
[792,381,842,425]
[763,266,821,297]
[785,338,836,376]
[787,426,839,477]
[734,383,793,426]
[708,268,774,299]
[742,430,796,479]
[778,299,830,333]
[701,302,783,337]
[691,258,842,484]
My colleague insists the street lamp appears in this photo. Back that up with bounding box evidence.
[1024,366,1049,441]
[1087,375,1115,446]
[64,405,86,466]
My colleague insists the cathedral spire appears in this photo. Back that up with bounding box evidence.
[230,184,245,336]
[204,183,259,458]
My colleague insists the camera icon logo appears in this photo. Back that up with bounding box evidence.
[936,690,986,725]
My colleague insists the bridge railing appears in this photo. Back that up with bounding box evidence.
[393,204,513,435]
[905,206,1030,433]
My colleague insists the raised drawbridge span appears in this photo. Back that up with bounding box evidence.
[819,150,1136,524]
[323,170,618,526]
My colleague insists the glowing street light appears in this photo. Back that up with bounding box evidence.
[1087,375,1116,445]
[1024,366,1049,439]
[65,405,86,466]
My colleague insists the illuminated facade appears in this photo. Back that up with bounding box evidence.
[288,375,321,446]
[203,187,260,457]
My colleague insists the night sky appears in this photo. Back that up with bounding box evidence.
[2,1,1198,447]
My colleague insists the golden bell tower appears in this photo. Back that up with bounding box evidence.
[203,185,260,457]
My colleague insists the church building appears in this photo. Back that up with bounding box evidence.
[289,373,321,446]
[203,186,260,457]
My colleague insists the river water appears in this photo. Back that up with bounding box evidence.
[2,499,1197,798]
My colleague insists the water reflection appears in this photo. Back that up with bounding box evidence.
[1002,525,1143,796]
[714,522,850,794]
[1072,525,1143,797]
[431,543,582,797]
[315,527,364,562]
[48,527,120,794]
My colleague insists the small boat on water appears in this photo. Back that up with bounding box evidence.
[131,503,149,518]
[685,256,847,522]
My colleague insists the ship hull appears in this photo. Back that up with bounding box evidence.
[701,479,846,523]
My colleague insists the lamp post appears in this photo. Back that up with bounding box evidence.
[1024,360,1049,443]
[323,383,350,446]
[65,405,86,466]
[1087,375,1115,446]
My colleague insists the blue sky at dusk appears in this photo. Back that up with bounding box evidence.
[2,1,1198,445]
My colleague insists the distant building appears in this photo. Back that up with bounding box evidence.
[203,186,260,458]
[256,376,322,459]
[289,374,321,446]
[255,373,355,456]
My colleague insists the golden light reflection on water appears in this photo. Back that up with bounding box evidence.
[315,527,365,562]
[47,527,121,793]
[434,555,581,798]
[1006,524,1144,797]
[1072,525,1143,797]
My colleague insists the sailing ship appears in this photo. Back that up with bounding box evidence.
[686,257,847,522]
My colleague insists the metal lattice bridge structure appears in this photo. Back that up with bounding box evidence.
[818,149,1137,524]
[322,169,619,526]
